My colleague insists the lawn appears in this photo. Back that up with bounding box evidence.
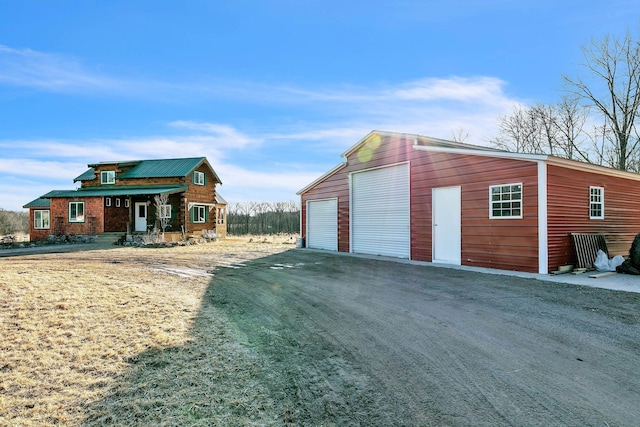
[0,237,293,426]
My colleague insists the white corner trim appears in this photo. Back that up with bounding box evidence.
[537,161,548,274]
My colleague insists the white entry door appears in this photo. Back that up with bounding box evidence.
[433,186,461,264]
[135,202,148,232]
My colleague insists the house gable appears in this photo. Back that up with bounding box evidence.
[29,156,222,241]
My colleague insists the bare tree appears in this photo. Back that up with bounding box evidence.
[491,105,543,154]
[563,31,640,171]
[154,194,170,241]
[451,128,470,143]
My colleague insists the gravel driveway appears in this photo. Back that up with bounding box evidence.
[211,249,640,426]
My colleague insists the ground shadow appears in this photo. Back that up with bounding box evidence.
[81,250,400,426]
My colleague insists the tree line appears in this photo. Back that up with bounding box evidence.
[226,201,300,235]
[0,208,29,236]
[490,30,640,173]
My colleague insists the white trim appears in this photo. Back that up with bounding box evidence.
[187,202,216,211]
[297,162,347,195]
[489,183,523,219]
[34,209,50,230]
[414,144,548,162]
[538,161,548,274]
[193,170,205,186]
[589,186,605,219]
[100,170,116,184]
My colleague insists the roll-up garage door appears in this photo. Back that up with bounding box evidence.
[306,198,338,251]
[351,163,410,258]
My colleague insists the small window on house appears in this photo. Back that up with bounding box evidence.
[192,205,206,223]
[34,210,50,229]
[125,199,130,208]
[105,197,111,207]
[590,186,604,219]
[159,204,172,219]
[193,171,205,186]
[69,201,85,223]
[101,170,116,184]
[115,198,121,208]
[490,183,522,219]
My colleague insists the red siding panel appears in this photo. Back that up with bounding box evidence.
[301,135,541,272]
[547,164,640,271]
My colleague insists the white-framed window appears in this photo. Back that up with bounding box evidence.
[115,198,121,208]
[192,205,206,223]
[159,204,172,219]
[193,171,205,186]
[69,201,85,223]
[34,210,50,229]
[125,199,130,208]
[101,170,116,184]
[490,183,522,219]
[590,186,604,219]
[105,197,112,207]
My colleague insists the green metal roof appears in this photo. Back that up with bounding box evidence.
[74,168,97,182]
[74,157,221,183]
[41,184,189,199]
[118,157,207,179]
[23,197,51,208]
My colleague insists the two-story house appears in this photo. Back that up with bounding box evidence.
[23,157,225,242]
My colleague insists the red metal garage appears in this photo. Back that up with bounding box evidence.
[298,130,640,274]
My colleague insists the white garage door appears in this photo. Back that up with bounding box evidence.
[307,198,338,251]
[351,163,410,258]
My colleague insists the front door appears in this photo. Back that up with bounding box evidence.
[433,186,461,264]
[135,202,148,232]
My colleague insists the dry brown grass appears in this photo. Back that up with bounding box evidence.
[0,236,294,426]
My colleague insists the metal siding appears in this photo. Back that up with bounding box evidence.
[307,199,338,251]
[547,164,640,271]
[351,163,410,258]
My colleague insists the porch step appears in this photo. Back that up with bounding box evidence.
[94,232,124,246]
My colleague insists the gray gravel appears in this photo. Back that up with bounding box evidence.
[212,249,640,426]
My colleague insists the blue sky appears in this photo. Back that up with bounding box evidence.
[1,0,639,211]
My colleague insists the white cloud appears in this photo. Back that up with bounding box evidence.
[0,45,126,93]
[0,71,527,210]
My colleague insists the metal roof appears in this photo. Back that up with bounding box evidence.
[74,157,222,183]
[74,168,97,182]
[41,184,189,199]
[23,197,51,208]
[215,193,227,205]
[118,157,206,179]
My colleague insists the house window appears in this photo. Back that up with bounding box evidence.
[159,204,172,219]
[125,199,130,208]
[101,170,116,184]
[490,183,522,219]
[106,197,112,207]
[193,171,205,186]
[191,205,207,223]
[34,210,50,229]
[590,186,604,219]
[115,198,121,208]
[69,201,85,223]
